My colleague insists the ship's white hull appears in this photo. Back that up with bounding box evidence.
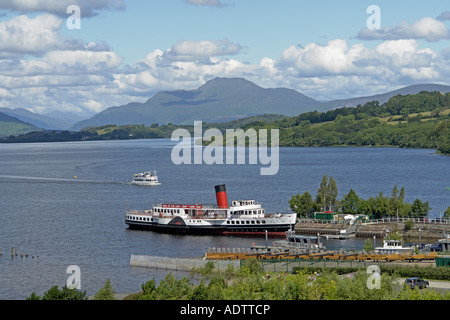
[125,211,297,236]
[131,181,161,186]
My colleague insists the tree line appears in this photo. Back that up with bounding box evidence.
[2,91,449,155]
[288,174,441,219]
[243,91,450,155]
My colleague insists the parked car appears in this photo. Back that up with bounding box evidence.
[404,277,429,289]
[429,242,443,251]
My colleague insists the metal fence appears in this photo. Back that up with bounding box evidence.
[362,217,450,225]
[299,217,450,225]
[244,258,388,273]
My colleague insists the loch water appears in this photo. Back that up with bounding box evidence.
[0,139,449,299]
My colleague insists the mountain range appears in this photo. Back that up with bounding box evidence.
[0,107,75,130]
[69,78,450,131]
[2,77,450,136]
[0,111,42,137]
[69,77,320,131]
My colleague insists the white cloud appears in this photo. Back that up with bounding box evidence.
[4,36,450,115]
[169,39,242,59]
[276,40,371,77]
[1,9,450,118]
[82,100,104,113]
[0,14,65,58]
[357,17,450,42]
[0,0,126,17]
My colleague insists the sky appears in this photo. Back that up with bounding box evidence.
[1,0,450,117]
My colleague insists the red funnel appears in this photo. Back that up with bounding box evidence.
[215,184,228,209]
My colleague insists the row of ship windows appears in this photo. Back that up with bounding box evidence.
[127,216,152,222]
[227,220,267,225]
[154,208,181,214]
[232,210,264,215]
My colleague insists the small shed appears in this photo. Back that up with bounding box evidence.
[436,256,450,268]
[313,211,337,221]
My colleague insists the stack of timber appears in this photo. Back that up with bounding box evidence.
[205,249,438,262]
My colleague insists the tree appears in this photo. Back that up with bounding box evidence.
[434,120,450,155]
[445,206,450,218]
[357,198,371,216]
[362,238,375,253]
[316,174,329,211]
[341,189,360,215]
[189,280,209,300]
[411,199,431,217]
[140,279,157,300]
[315,174,338,212]
[327,176,339,212]
[389,185,406,216]
[27,285,88,300]
[289,191,315,218]
[94,279,116,300]
[373,192,389,218]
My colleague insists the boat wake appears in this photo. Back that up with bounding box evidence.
[0,175,129,185]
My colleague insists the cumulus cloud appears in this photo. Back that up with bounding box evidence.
[116,45,251,97]
[0,14,116,59]
[113,37,450,104]
[357,17,450,42]
[4,35,450,115]
[0,12,124,115]
[167,39,242,61]
[0,0,126,17]
[0,14,65,58]
[1,9,450,118]
[276,40,371,77]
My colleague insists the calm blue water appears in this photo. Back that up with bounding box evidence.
[0,139,449,299]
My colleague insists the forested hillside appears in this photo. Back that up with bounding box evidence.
[248,91,450,154]
[3,91,449,155]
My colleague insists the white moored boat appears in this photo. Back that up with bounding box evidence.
[375,240,413,254]
[131,171,161,186]
[125,184,297,236]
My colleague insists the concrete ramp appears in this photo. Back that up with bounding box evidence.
[130,254,240,271]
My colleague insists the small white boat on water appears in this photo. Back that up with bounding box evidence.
[131,171,161,186]
[375,240,413,254]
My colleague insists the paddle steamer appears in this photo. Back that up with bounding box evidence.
[125,185,297,236]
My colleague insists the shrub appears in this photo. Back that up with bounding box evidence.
[93,279,116,300]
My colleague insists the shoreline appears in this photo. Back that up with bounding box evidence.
[294,221,449,241]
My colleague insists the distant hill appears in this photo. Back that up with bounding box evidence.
[320,84,450,109]
[0,108,74,130]
[0,112,43,137]
[70,77,321,131]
